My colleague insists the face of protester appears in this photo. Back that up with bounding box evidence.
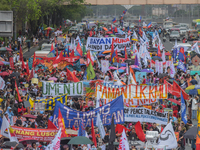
[178,126,182,131]
[153,123,156,128]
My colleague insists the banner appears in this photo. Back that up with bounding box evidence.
[53,95,124,128]
[42,81,83,96]
[86,37,130,51]
[101,60,109,73]
[0,76,5,90]
[34,93,68,110]
[11,126,58,142]
[135,72,146,84]
[96,84,168,100]
[124,107,168,125]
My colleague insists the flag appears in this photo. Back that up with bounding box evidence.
[173,48,177,63]
[157,44,161,57]
[9,57,14,69]
[15,81,22,102]
[76,36,82,47]
[178,47,186,62]
[72,126,77,131]
[112,17,117,23]
[87,50,94,66]
[50,43,54,52]
[123,9,127,14]
[110,42,116,63]
[47,128,61,150]
[76,42,83,56]
[21,58,26,70]
[115,124,130,134]
[139,16,142,22]
[1,116,18,143]
[170,61,175,78]
[118,129,129,150]
[124,46,127,60]
[66,68,80,82]
[108,115,116,150]
[158,122,177,149]
[138,27,143,36]
[115,50,119,63]
[19,45,23,61]
[135,121,145,142]
[177,61,186,72]
[147,22,152,28]
[96,113,106,139]
[26,60,29,76]
[58,109,68,138]
[191,41,200,53]
[26,94,34,109]
[48,119,58,129]
[56,48,58,56]
[27,68,34,81]
[181,92,187,124]
[162,49,166,62]
[78,118,86,136]
[134,55,139,66]
[196,110,200,149]
[86,62,95,80]
[32,52,36,68]
[114,27,118,33]
[91,119,97,147]
[96,91,100,108]
[129,67,137,84]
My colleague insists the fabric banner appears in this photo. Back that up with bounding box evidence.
[124,107,168,125]
[42,81,83,96]
[0,76,5,90]
[101,60,109,73]
[33,93,68,110]
[11,126,58,142]
[96,84,168,100]
[86,37,130,51]
[53,95,124,128]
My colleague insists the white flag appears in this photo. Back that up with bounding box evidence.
[48,128,61,150]
[0,76,5,90]
[162,49,166,62]
[118,129,129,150]
[85,132,92,150]
[96,113,106,139]
[96,91,100,108]
[191,42,200,54]
[1,116,18,143]
[158,122,177,149]
[170,62,176,78]
[128,72,136,85]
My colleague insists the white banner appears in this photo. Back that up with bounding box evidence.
[42,81,83,96]
[124,107,168,125]
[86,37,130,51]
[0,76,5,90]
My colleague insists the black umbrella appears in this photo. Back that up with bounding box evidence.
[152,56,162,61]
[184,126,197,139]
[125,59,135,65]
[3,141,24,148]
[158,73,168,78]
[61,137,72,145]
[10,72,20,78]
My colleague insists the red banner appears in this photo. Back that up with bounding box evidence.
[9,57,14,69]
[11,126,58,142]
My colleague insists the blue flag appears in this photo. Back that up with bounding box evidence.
[181,92,187,124]
[173,48,177,63]
[177,61,186,72]
[78,118,86,136]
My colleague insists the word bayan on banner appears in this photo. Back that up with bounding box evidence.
[86,37,130,51]
[96,84,168,100]
[53,95,124,128]
[34,93,67,110]
[42,81,83,96]
[11,126,58,142]
[124,107,168,125]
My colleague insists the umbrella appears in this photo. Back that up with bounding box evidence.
[0,47,7,51]
[189,89,198,96]
[25,39,31,42]
[125,59,135,65]
[158,73,168,78]
[113,63,122,67]
[68,136,93,145]
[106,31,113,34]
[0,61,4,65]
[133,68,141,71]
[3,141,24,148]
[19,138,38,144]
[115,69,124,73]
[130,65,140,69]
[48,77,57,81]
[103,50,111,54]
[141,69,153,73]
[109,66,117,70]
[10,72,20,78]
[184,126,197,139]
[61,137,72,145]
[165,52,171,56]
[119,67,126,70]
[152,56,162,61]
[6,47,12,51]
[2,61,10,65]
[45,27,54,30]
[103,27,108,31]
[22,114,37,119]
[168,98,181,105]
[0,71,10,76]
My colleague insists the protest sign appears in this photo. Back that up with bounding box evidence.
[53,95,124,128]
[11,126,58,142]
[86,37,130,51]
[101,60,109,73]
[42,81,83,96]
[124,107,168,125]
[96,84,168,100]
[135,72,146,84]
[34,93,67,110]
[0,76,5,90]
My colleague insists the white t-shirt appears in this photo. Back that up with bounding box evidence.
[192,98,198,110]
[18,37,21,42]
[33,38,36,43]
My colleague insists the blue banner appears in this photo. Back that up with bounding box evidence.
[173,48,177,63]
[53,95,124,128]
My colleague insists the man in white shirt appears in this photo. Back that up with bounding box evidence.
[192,96,198,120]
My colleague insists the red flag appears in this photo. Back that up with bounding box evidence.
[115,50,119,63]
[9,57,14,69]
[114,27,118,33]
[110,41,114,62]
[27,68,34,81]
[71,50,75,57]
[66,68,80,82]
[58,109,68,138]
[48,119,57,129]
[91,120,97,147]
[9,44,12,49]
[72,126,77,131]
[50,43,54,52]
[124,46,127,60]
[129,67,136,82]
[90,31,93,37]
[164,80,172,94]
[135,121,145,142]
[173,81,189,99]
[76,42,83,56]
[115,124,130,134]
[111,25,113,32]
[19,45,23,61]
[21,58,26,70]
[32,52,36,68]
[26,61,29,76]
[157,44,161,57]
[15,81,22,102]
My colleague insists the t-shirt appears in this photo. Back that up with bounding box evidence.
[16,119,22,126]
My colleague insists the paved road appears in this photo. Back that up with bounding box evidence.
[23,39,49,58]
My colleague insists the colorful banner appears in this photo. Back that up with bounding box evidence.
[34,93,68,110]
[135,72,146,84]
[53,95,124,128]
[11,126,58,142]
[96,84,168,100]
[86,37,130,51]
[124,107,168,125]
[42,81,83,96]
